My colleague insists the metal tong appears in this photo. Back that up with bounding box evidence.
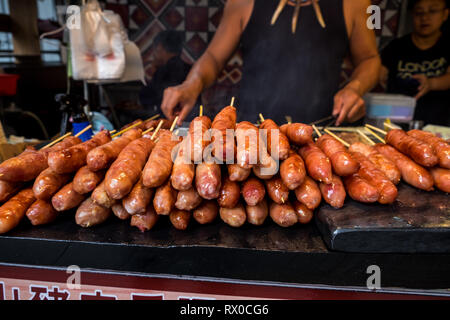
[271,0,326,34]
[309,114,337,129]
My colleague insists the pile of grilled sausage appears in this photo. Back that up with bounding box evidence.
[0,106,448,234]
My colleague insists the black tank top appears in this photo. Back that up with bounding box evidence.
[238,0,349,124]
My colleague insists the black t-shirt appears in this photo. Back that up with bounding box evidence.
[381,33,450,126]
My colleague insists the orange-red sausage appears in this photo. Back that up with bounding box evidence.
[73,166,106,194]
[292,200,313,224]
[33,168,72,201]
[228,164,251,182]
[241,176,265,206]
[319,174,346,209]
[193,200,219,225]
[153,180,177,215]
[86,128,142,171]
[189,116,212,163]
[26,199,58,226]
[48,131,111,174]
[130,205,159,232]
[408,129,450,169]
[344,173,380,203]
[169,209,191,230]
[246,198,268,226]
[122,176,154,215]
[75,198,112,227]
[51,182,86,212]
[175,187,202,211]
[430,167,450,193]
[0,180,23,203]
[112,203,131,220]
[0,188,35,234]
[260,119,290,160]
[299,142,333,184]
[386,129,438,167]
[280,151,306,190]
[211,106,236,162]
[316,134,359,177]
[375,144,434,191]
[235,121,259,169]
[195,162,221,200]
[217,175,240,209]
[269,201,298,227]
[294,176,322,210]
[171,139,195,191]
[219,202,246,227]
[91,180,115,208]
[265,175,290,204]
[285,123,313,145]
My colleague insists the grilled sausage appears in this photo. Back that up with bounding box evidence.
[344,173,380,203]
[235,121,259,169]
[408,129,450,169]
[269,201,298,227]
[349,142,401,185]
[192,200,218,225]
[73,166,105,195]
[106,135,156,199]
[26,199,58,226]
[112,203,131,220]
[153,180,177,215]
[122,176,154,215]
[32,168,72,201]
[175,186,203,211]
[217,175,240,208]
[169,209,191,230]
[219,202,247,228]
[375,144,434,191]
[350,151,398,204]
[0,136,81,182]
[51,182,86,212]
[316,134,359,177]
[48,130,111,174]
[292,200,313,224]
[0,188,35,234]
[195,162,221,200]
[265,175,290,204]
[86,128,142,171]
[280,151,306,190]
[241,176,266,206]
[130,205,159,232]
[228,164,251,182]
[171,139,195,191]
[252,143,278,180]
[211,106,236,162]
[260,119,290,160]
[386,129,438,167]
[75,198,112,227]
[299,142,333,184]
[189,115,212,162]
[294,176,322,210]
[142,130,181,188]
[430,167,450,193]
[0,180,23,203]
[91,180,115,208]
[319,174,346,209]
[285,123,313,145]
[246,198,268,226]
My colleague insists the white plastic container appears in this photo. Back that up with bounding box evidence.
[364,93,416,122]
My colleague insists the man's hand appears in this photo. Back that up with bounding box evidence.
[412,74,431,100]
[332,82,366,126]
[161,80,202,126]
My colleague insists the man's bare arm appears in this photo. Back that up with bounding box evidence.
[334,0,381,125]
[161,0,251,123]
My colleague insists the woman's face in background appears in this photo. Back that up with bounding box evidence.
[413,0,449,36]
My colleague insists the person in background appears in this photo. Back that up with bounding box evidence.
[380,0,450,126]
[140,30,191,113]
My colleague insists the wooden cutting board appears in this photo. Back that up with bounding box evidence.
[315,183,450,253]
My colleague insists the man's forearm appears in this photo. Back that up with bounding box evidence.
[346,55,381,96]
[183,50,223,95]
[430,73,450,91]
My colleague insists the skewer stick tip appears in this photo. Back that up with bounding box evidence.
[324,128,350,148]
[146,113,160,122]
[259,113,265,123]
[364,127,386,144]
[142,127,154,136]
[365,123,387,136]
[230,97,235,107]
[151,120,164,141]
[170,116,179,132]
[356,129,375,146]
[312,124,322,137]
[112,120,143,138]
[199,105,203,117]
[74,124,93,138]
[41,132,72,150]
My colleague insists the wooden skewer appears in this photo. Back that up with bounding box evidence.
[365,124,387,135]
[199,105,203,117]
[383,122,397,130]
[170,116,179,132]
[271,0,288,25]
[151,120,165,141]
[145,113,160,122]
[109,130,117,135]
[259,113,265,123]
[324,128,350,148]
[230,97,235,107]
[285,116,292,124]
[74,124,93,138]
[312,0,326,28]
[320,127,359,132]
[312,124,322,137]
[292,0,301,34]
[112,121,143,138]
[142,127,154,135]
[41,132,72,150]
[357,129,375,146]
[364,127,386,144]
